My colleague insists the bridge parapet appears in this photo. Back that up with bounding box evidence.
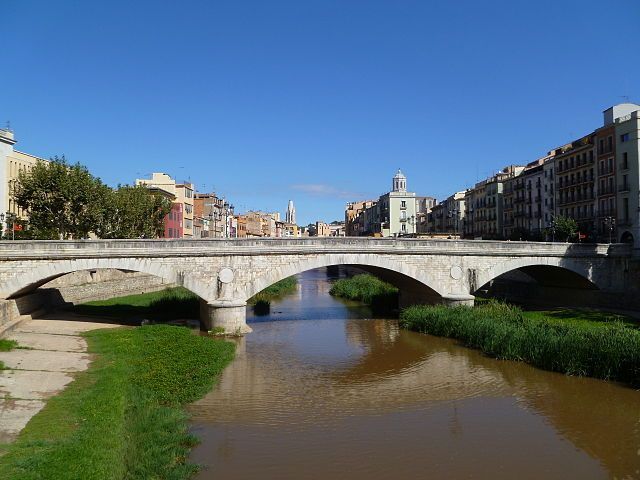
[0,238,631,260]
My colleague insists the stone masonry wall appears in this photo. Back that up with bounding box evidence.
[43,269,172,305]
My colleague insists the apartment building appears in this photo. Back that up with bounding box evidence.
[315,221,331,237]
[428,192,464,236]
[613,104,640,245]
[0,128,48,220]
[464,166,524,239]
[345,200,376,236]
[136,173,195,238]
[554,134,596,236]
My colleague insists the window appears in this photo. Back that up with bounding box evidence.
[607,136,613,152]
[621,133,630,142]
[401,200,406,208]
[624,198,629,221]
[623,152,628,169]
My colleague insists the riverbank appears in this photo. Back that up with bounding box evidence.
[400,302,640,386]
[73,278,298,321]
[0,324,235,479]
[71,287,199,321]
[329,274,398,312]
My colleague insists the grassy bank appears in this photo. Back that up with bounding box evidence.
[0,325,235,479]
[74,278,298,320]
[400,301,640,386]
[329,274,398,312]
[72,287,199,321]
[247,276,298,305]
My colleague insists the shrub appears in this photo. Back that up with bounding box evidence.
[399,301,640,386]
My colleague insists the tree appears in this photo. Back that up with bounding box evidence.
[13,158,171,239]
[552,215,578,242]
[13,157,109,239]
[97,185,172,239]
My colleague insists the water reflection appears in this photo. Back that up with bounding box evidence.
[189,268,640,480]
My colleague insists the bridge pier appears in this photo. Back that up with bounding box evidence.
[441,294,475,307]
[200,300,252,335]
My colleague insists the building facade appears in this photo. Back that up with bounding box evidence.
[136,173,195,238]
[0,128,48,221]
[614,105,640,245]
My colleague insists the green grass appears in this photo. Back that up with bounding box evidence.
[0,339,18,351]
[247,276,298,305]
[0,361,6,370]
[72,287,200,320]
[73,278,299,320]
[0,324,235,479]
[522,308,638,329]
[400,301,640,386]
[329,274,398,311]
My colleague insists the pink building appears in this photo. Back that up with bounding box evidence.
[164,202,183,238]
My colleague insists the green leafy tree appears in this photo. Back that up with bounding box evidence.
[98,185,172,239]
[552,215,578,242]
[13,157,109,239]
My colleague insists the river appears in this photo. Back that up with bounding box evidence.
[188,268,640,479]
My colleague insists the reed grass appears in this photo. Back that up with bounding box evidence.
[329,274,398,311]
[400,301,640,386]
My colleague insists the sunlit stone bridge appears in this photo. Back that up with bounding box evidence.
[0,238,633,333]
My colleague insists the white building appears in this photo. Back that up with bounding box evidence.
[0,128,48,220]
[613,103,640,246]
[378,169,418,236]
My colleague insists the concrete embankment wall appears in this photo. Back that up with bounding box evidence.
[1,269,173,333]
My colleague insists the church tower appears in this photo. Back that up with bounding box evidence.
[286,200,296,224]
[392,169,407,193]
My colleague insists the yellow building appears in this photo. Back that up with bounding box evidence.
[0,128,48,220]
[136,173,195,238]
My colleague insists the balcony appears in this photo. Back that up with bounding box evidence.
[619,185,630,193]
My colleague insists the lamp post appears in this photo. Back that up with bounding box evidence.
[448,208,459,237]
[0,212,4,239]
[5,212,15,240]
[223,201,229,238]
[408,215,415,235]
[604,216,615,243]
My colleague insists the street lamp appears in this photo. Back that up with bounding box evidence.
[604,216,615,244]
[223,201,229,238]
[0,213,4,239]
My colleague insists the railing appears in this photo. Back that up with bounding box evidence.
[619,185,630,193]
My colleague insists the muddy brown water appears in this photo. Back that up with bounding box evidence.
[189,268,640,479]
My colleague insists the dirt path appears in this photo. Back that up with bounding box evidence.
[0,315,120,443]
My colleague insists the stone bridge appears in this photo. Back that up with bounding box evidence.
[0,238,632,333]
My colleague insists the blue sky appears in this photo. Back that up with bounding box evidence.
[2,0,639,225]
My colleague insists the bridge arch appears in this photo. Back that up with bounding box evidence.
[1,257,211,301]
[243,253,445,304]
[475,256,599,294]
